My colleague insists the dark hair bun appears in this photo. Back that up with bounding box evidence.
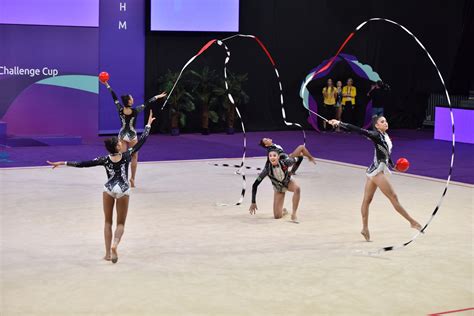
[104,137,119,154]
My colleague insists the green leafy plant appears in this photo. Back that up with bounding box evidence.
[214,71,250,132]
[189,66,220,134]
[158,70,195,133]
[157,68,249,135]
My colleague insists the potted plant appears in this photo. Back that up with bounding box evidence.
[158,70,195,136]
[215,71,249,134]
[189,66,220,135]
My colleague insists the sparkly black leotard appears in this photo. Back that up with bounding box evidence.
[66,125,151,198]
[107,85,156,142]
[265,143,302,174]
[251,156,303,203]
[339,122,394,176]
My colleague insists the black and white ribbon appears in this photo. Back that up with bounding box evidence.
[215,39,247,205]
[210,163,262,172]
[159,35,306,206]
[344,18,455,254]
[221,34,307,145]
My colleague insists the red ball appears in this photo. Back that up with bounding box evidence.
[395,158,410,172]
[98,71,110,83]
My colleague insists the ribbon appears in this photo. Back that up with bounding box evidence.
[305,18,455,254]
[159,34,305,205]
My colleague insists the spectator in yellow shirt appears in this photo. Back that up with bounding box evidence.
[342,78,357,126]
[335,80,343,132]
[321,78,337,131]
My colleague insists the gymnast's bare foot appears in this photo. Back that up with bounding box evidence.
[291,212,299,223]
[111,246,118,264]
[308,157,317,165]
[130,178,135,188]
[361,229,370,242]
[411,221,422,232]
[103,255,111,261]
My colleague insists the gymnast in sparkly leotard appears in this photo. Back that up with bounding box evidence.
[329,116,422,241]
[47,111,157,264]
[258,137,316,174]
[102,81,166,187]
[249,149,303,222]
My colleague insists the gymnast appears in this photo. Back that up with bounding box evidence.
[47,111,156,263]
[249,149,303,222]
[328,116,422,241]
[101,81,166,187]
[258,137,316,174]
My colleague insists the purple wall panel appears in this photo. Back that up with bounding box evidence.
[434,107,474,144]
[0,25,98,74]
[3,85,99,137]
[1,1,148,137]
[0,24,99,137]
[99,0,146,134]
[0,0,99,27]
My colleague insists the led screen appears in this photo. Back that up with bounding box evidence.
[150,0,239,32]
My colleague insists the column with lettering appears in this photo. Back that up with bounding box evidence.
[98,0,145,134]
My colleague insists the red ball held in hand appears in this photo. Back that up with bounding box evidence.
[395,157,410,172]
[98,71,110,83]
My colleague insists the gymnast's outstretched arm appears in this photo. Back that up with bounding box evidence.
[249,166,269,214]
[103,82,122,112]
[329,120,378,140]
[135,91,167,113]
[47,156,107,168]
[129,110,156,154]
